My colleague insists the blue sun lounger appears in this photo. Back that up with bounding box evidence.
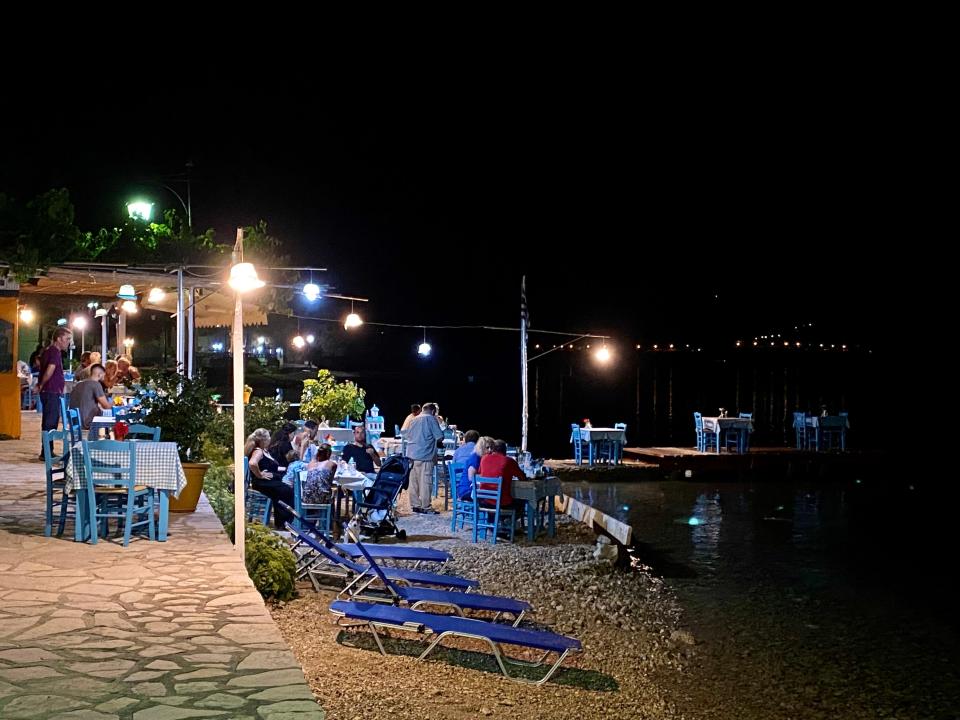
[330,600,581,685]
[352,539,530,625]
[286,523,478,596]
[281,501,451,569]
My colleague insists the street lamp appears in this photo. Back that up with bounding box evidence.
[71,315,88,353]
[230,230,264,560]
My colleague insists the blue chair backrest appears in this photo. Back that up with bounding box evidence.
[475,474,503,505]
[126,424,160,441]
[59,396,70,430]
[614,422,627,431]
[448,461,466,495]
[572,426,582,441]
[394,424,401,436]
[738,412,753,419]
[693,412,703,430]
[66,408,82,444]
[43,429,69,472]
[792,411,806,430]
[82,440,136,487]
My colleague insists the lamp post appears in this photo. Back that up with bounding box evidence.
[229,229,265,559]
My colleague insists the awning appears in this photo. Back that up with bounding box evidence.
[18,266,268,327]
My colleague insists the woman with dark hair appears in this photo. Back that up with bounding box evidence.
[246,428,294,528]
[302,444,337,504]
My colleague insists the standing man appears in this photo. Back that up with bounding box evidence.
[403,402,443,514]
[37,327,72,459]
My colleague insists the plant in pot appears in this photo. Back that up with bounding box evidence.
[300,369,366,426]
[137,370,217,512]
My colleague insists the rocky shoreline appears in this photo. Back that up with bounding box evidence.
[270,503,694,720]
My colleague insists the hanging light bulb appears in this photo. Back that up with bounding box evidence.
[344,301,363,330]
[417,326,431,356]
[292,335,306,349]
[595,344,611,362]
[121,300,138,314]
[228,262,265,292]
[303,282,321,302]
[147,287,166,303]
[306,334,316,344]
[19,307,34,324]
[71,316,88,331]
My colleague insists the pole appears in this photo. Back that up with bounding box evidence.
[233,229,246,559]
[101,312,108,356]
[118,312,126,359]
[187,287,195,378]
[80,328,85,354]
[185,160,193,231]
[521,276,528,454]
[176,268,184,373]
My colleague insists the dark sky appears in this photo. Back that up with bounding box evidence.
[1,51,924,354]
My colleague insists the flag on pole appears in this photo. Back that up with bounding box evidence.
[521,276,530,328]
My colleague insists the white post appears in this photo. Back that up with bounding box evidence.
[187,287,195,378]
[233,230,246,559]
[118,312,126,359]
[101,312,108,356]
[176,268,185,373]
[521,276,528,454]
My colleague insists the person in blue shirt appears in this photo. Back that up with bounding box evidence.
[458,435,493,500]
[453,429,479,464]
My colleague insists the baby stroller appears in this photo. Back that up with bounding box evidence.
[343,454,411,542]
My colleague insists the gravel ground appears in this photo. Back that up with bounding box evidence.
[270,497,693,720]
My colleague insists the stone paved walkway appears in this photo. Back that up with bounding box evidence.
[0,412,324,720]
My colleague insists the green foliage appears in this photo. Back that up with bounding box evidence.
[203,463,235,529]
[199,398,289,463]
[300,369,366,425]
[0,189,84,281]
[240,220,295,315]
[137,371,216,461]
[244,522,297,602]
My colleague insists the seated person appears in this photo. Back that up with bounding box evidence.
[302,444,337,504]
[101,359,119,391]
[245,428,293,529]
[116,355,141,384]
[342,425,381,476]
[459,435,493,500]
[453,429,479,464]
[477,438,525,508]
[69,364,111,429]
[74,351,102,381]
[269,422,298,465]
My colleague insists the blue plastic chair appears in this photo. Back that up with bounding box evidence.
[242,457,273,525]
[80,440,156,546]
[570,425,587,465]
[66,408,83,446]
[42,429,78,539]
[473,475,516,544]
[793,412,810,449]
[448,462,473,531]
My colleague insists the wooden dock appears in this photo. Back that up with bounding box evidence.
[547,445,878,479]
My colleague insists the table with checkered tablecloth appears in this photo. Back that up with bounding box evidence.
[65,441,187,542]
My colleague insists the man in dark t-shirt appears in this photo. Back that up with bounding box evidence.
[37,327,73,458]
[341,425,381,475]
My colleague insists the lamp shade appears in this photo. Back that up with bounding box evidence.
[117,284,137,300]
[94,308,108,318]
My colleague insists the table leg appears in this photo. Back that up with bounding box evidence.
[548,494,556,537]
[158,490,170,541]
[526,501,535,541]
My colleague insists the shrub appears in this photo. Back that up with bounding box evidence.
[300,369,366,424]
[203,463,235,529]
[243,522,297,602]
[199,398,290,463]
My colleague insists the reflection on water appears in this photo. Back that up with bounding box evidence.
[561,475,960,714]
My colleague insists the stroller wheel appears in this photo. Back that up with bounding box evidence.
[396,529,407,540]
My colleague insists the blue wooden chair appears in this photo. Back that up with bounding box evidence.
[293,470,332,533]
[473,475,516,544]
[449,462,474,532]
[126,424,160,441]
[599,422,627,463]
[694,412,718,453]
[571,425,587,465]
[42,429,79,539]
[21,383,36,409]
[793,412,810,449]
[80,440,155,546]
[65,408,83,446]
[243,457,273,525]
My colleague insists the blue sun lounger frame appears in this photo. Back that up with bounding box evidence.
[330,600,581,685]
[286,523,477,596]
[352,539,530,625]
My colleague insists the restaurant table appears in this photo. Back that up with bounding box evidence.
[700,416,754,453]
[511,475,561,540]
[804,415,849,451]
[569,427,627,466]
[65,440,186,542]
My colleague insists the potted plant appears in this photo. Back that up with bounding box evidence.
[300,369,366,425]
[137,370,217,512]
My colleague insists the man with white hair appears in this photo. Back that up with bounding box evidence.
[402,402,444,514]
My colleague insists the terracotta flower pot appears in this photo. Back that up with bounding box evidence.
[169,461,210,513]
[242,390,252,404]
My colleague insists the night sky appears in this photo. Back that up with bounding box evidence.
[4,48,935,433]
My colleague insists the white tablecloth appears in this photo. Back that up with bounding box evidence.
[571,428,627,444]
